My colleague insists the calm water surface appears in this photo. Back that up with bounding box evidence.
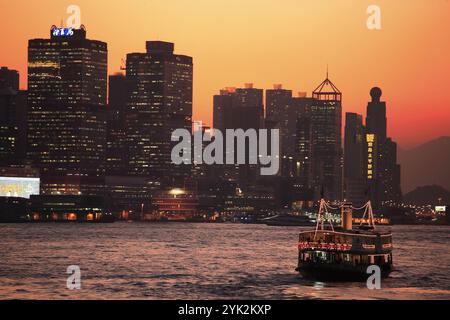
[0,223,449,300]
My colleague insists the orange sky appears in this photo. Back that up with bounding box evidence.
[1,0,449,149]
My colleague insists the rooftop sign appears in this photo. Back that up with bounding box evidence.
[51,28,74,37]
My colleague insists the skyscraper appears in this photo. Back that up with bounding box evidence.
[266,85,293,164]
[0,68,27,164]
[365,87,401,208]
[344,112,367,206]
[106,73,129,176]
[366,87,387,141]
[213,84,264,185]
[125,41,193,187]
[290,95,315,183]
[310,76,343,201]
[0,67,19,91]
[27,26,107,195]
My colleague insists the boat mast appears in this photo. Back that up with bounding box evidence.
[314,198,335,240]
[357,200,376,229]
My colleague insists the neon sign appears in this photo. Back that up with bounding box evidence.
[52,28,74,37]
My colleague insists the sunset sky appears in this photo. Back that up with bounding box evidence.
[0,0,449,149]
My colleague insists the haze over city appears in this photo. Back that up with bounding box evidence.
[1,0,449,148]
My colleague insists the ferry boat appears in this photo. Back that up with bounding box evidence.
[262,214,315,227]
[296,199,393,281]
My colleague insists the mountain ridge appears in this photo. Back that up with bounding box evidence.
[398,136,450,194]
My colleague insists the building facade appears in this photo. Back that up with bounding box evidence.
[344,112,367,206]
[125,41,193,187]
[27,26,108,195]
[310,77,343,201]
[0,69,27,165]
[365,87,402,208]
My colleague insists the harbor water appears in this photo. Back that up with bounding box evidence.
[0,223,449,300]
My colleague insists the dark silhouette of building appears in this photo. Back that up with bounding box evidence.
[0,67,20,91]
[266,85,293,174]
[365,87,401,208]
[213,84,264,186]
[125,41,193,187]
[266,84,292,130]
[213,87,236,134]
[106,73,129,175]
[0,68,27,165]
[290,95,315,184]
[103,73,154,214]
[214,84,264,133]
[310,76,343,201]
[27,26,107,195]
[344,112,367,206]
[366,87,387,141]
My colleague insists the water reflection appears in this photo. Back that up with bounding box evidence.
[0,223,449,300]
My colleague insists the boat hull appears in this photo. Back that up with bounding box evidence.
[297,262,393,282]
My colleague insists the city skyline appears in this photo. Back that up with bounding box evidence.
[1,0,449,149]
[0,2,449,303]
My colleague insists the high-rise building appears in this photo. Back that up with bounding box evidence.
[213,84,264,185]
[344,112,367,206]
[214,84,264,132]
[106,73,129,176]
[366,87,387,141]
[213,87,235,134]
[125,41,193,187]
[27,26,108,195]
[0,67,20,91]
[266,84,292,123]
[0,69,27,164]
[310,76,343,201]
[365,87,401,208]
[234,83,264,130]
[290,95,314,181]
[266,85,293,162]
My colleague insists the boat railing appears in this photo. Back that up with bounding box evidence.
[298,241,353,251]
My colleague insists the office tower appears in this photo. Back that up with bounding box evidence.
[380,138,402,204]
[266,85,293,170]
[0,68,27,165]
[310,76,343,201]
[0,67,19,91]
[266,84,292,124]
[365,87,401,207]
[106,73,129,175]
[234,83,264,130]
[213,84,264,185]
[0,67,27,166]
[27,26,107,195]
[213,87,236,134]
[213,83,264,133]
[290,95,314,181]
[366,87,387,141]
[125,41,193,187]
[214,84,264,131]
[344,112,367,206]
